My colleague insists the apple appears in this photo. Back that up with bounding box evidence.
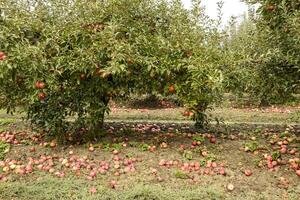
[50,142,56,148]
[160,142,168,148]
[88,146,95,152]
[110,180,117,189]
[211,162,217,168]
[38,92,46,101]
[201,151,208,157]
[0,51,6,60]
[280,147,287,154]
[266,4,275,12]
[210,137,216,144]
[112,150,119,155]
[289,149,296,155]
[296,170,300,177]
[219,168,226,175]
[89,186,97,194]
[35,81,45,89]
[90,171,97,178]
[80,73,86,80]
[227,183,234,191]
[244,169,252,176]
[168,85,175,93]
[29,147,36,152]
[183,111,190,117]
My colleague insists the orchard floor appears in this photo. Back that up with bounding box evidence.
[0,107,300,200]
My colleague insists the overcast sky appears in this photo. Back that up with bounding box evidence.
[182,0,249,24]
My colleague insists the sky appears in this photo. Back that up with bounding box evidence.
[182,0,249,24]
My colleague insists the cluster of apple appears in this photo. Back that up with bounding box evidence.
[0,131,23,145]
[158,159,226,176]
[35,81,46,101]
[0,149,143,182]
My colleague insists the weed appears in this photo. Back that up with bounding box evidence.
[174,169,189,179]
[0,141,10,160]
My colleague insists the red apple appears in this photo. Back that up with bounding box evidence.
[110,180,117,189]
[0,51,6,60]
[38,92,46,101]
[244,169,252,176]
[168,85,175,93]
[29,147,36,152]
[35,81,45,89]
[210,137,216,144]
[88,146,95,152]
[50,142,56,148]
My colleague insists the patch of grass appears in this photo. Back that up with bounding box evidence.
[182,150,193,160]
[0,141,10,160]
[139,143,150,152]
[107,107,299,124]
[271,151,281,161]
[192,136,205,142]
[173,169,190,179]
[0,175,226,200]
[244,142,259,152]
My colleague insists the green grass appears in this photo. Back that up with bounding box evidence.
[107,107,299,124]
[0,176,226,200]
[1,126,300,200]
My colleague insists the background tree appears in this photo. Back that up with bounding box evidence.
[224,0,300,105]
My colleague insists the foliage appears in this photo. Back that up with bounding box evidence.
[0,0,224,141]
[224,1,300,105]
[244,141,259,152]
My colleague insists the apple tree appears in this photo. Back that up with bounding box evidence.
[225,0,300,105]
[0,0,224,142]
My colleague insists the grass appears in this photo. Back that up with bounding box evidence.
[0,125,300,200]
[0,176,227,200]
[0,104,299,126]
[0,105,300,200]
[107,107,299,124]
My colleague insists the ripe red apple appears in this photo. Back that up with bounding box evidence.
[219,168,226,175]
[201,151,208,157]
[151,168,158,175]
[211,162,217,168]
[29,147,36,152]
[110,180,117,189]
[183,111,190,117]
[280,147,287,154]
[210,137,216,144]
[168,85,175,93]
[35,81,45,89]
[0,51,6,60]
[0,51,5,57]
[89,186,97,194]
[289,149,296,155]
[80,73,86,80]
[50,142,56,148]
[38,92,46,101]
[244,169,253,176]
[159,159,166,166]
[88,146,95,152]
[90,171,97,178]
[112,150,119,155]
